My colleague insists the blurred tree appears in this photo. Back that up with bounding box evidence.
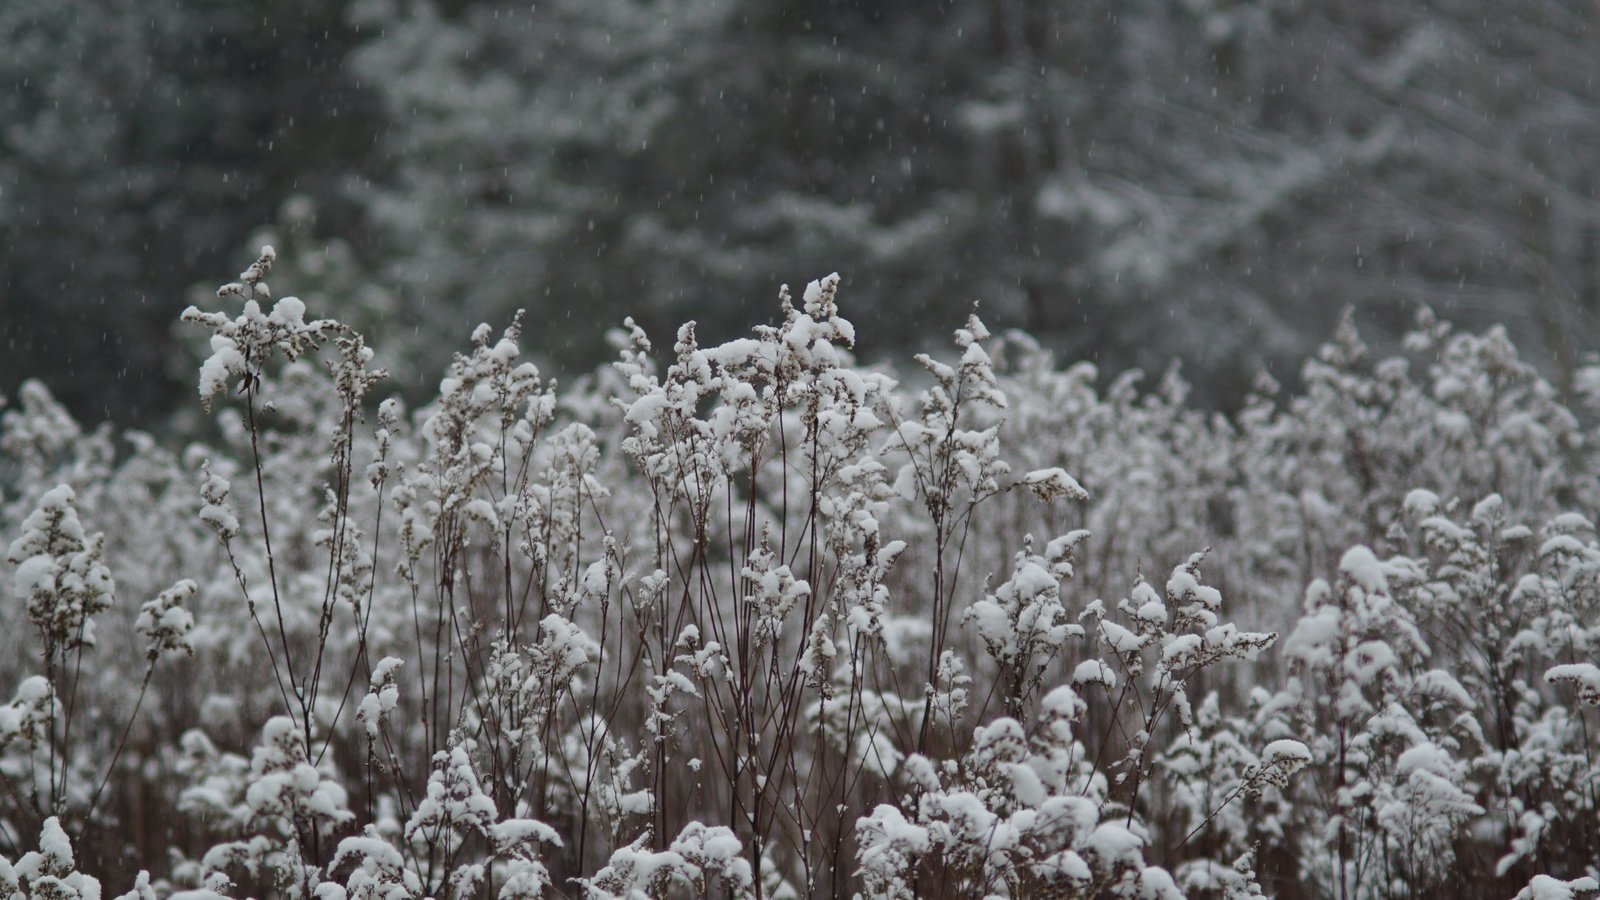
[0,0,384,425]
[348,0,1017,379]
[7,0,1600,421]
[351,0,1600,403]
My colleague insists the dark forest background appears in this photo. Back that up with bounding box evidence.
[6,0,1600,425]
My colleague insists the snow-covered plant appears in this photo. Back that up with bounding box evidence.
[198,717,355,896]
[581,822,752,899]
[881,310,1012,752]
[1076,551,1278,825]
[964,531,1086,718]
[8,485,115,661]
[0,478,199,831]
[10,245,1600,897]
[1404,497,1600,891]
[1266,544,1483,897]
[0,817,102,900]
[856,687,1185,898]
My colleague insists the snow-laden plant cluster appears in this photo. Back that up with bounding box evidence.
[1,250,1599,899]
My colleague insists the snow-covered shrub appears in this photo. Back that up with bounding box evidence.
[3,247,1600,897]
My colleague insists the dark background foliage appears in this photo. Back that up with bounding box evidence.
[5,0,1598,425]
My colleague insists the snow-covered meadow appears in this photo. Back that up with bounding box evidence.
[2,249,1599,899]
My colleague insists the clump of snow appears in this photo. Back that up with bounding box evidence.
[1019,467,1089,502]
[1546,663,1600,706]
[1514,875,1600,900]
[1338,545,1388,595]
